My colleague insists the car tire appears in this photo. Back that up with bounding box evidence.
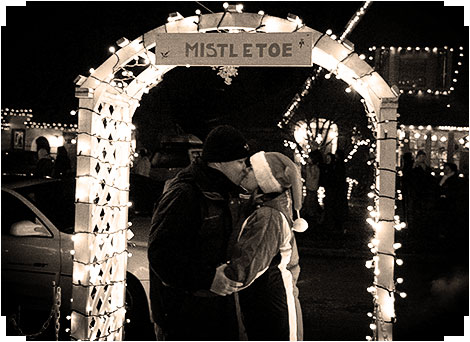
[124,274,155,341]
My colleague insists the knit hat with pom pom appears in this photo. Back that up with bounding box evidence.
[250,151,308,232]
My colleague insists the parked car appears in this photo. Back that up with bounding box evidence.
[149,133,203,183]
[1,175,154,340]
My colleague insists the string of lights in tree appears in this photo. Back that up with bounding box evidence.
[278,0,376,159]
[339,1,372,42]
[277,67,325,129]
[346,177,359,200]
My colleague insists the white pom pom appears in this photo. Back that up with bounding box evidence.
[293,218,308,232]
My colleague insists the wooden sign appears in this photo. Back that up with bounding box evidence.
[155,33,313,66]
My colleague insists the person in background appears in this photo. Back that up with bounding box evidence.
[35,136,54,177]
[321,152,343,233]
[302,149,323,225]
[399,152,415,227]
[147,125,250,340]
[413,149,432,173]
[133,148,151,177]
[409,150,439,240]
[438,162,468,251]
[334,149,348,232]
[211,151,308,341]
[52,146,72,179]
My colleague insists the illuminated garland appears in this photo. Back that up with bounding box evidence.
[397,124,469,178]
[26,122,77,131]
[70,84,137,340]
[360,102,406,341]
[278,67,324,128]
[345,137,370,163]
[346,177,358,200]
[1,108,79,132]
[367,46,465,99]
[339,1,372,43]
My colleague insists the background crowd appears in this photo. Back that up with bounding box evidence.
[399,150,468,256]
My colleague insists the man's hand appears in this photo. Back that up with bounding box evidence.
[210,264,243,296]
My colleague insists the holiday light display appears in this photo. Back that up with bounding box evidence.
[339,1,372,43]
[1,108,78,132]
[70,5,398,340]
[1,108,33,130]
[398,124,469,172]
[368,45,465,112]
[289,119,339,164]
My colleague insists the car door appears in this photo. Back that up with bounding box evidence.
[1,189,61,328]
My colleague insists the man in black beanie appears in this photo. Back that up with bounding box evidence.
[148,125,250,340]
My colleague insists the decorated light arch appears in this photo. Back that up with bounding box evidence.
[71,7,399,341]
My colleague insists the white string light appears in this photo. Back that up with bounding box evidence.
[368,45,465,98]
[339,1,372,42]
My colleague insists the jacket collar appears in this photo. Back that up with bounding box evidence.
[253,189,294,225]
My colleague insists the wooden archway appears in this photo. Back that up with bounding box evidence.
[71,10,399,341]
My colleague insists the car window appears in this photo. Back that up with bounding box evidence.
[14,180,75,234]
[1,191,41,235]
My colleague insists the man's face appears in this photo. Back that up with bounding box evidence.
[443,165,453,175]
[416,154,426,163]
[240,168,258,192]
[216,158,248,186]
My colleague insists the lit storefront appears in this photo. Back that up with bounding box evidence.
[1,108,77,154]
[398,124,469,175]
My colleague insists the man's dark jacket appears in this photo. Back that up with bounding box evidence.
[147,160,243,340]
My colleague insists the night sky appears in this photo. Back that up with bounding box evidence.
[1,1,468,144]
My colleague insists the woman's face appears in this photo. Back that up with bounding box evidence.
[240,168,258,192]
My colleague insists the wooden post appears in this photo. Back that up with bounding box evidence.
[374,97,399,340]
[71,88,132,341]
